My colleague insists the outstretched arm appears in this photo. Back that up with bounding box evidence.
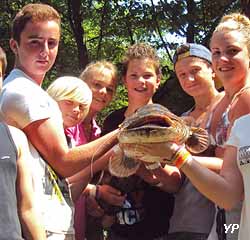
[125,141,243,209]
[23,118,118,177]
[182,145,243,210]
[67,148,114,201]
[193,155,223,173]
[10,126,46,239]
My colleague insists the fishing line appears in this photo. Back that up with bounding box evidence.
[90,133,117,183]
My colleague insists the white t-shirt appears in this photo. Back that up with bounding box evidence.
[227,114,250,240]
[0,69,75,234]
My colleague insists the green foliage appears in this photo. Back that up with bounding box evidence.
[0,0,243,118]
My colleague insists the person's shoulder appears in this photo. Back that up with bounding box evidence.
[238,88,250,102]
[231,89,250,119]
[228,114,250,146]
[1,70,49,108]
[102,107,127,134]
[3,69,43,93]
[108,107,127,118]
[104,107,126,124]
[4,69,28,86]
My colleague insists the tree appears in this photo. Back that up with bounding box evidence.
[67,0,89,69]
[0,0,243,120]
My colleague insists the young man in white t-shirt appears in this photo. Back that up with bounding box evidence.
[0,3,118,239]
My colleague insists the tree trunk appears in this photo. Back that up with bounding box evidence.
[67,0,89,70]
[186,0,195,43]
[97,0,108,58]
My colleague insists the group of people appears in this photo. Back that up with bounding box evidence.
[0,2,250,240]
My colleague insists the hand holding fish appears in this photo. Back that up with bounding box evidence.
[86,195,104,217]
[98,185,125,207]
[109,104,207,177]
[122,142,192,169]
[121,142,179,162]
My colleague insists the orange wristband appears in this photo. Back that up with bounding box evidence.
[173,147,192,169]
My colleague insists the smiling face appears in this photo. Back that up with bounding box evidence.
[210,30,250,90]
[58,100,89,128]
[175,57,215,97]
[124,58,160,105]
[85,69,116,113]
[10,20,60,85]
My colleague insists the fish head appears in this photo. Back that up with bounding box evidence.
[118,103,190,144]
[118,103,209,153]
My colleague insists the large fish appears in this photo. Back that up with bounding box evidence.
[109,103,209,177]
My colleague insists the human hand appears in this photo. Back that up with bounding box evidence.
[86,195,104,217]
[101,214,116,228]
[121,142,180,163]
[121,142,192,169]
[99,185,125,207]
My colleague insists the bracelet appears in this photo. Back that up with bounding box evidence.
[88,184,97,198]
[145,162,161,170]
[172,147,192,169]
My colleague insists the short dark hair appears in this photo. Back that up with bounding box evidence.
[11,3,61,44]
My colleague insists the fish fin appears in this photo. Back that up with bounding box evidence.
[186,127,209,154]
[109,149,140,177]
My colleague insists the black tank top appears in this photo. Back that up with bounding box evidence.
[0,123,23,239]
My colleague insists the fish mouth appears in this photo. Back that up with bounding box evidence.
[118,103,209,154]
[125,115,172,130]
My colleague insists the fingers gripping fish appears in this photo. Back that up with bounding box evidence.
[109,104,209,177]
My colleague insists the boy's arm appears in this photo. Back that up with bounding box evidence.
[67,147,114,201]
[181,145,243,209]
[23,118,118,177]
[10,126,46,239]
[193,155,223,173]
